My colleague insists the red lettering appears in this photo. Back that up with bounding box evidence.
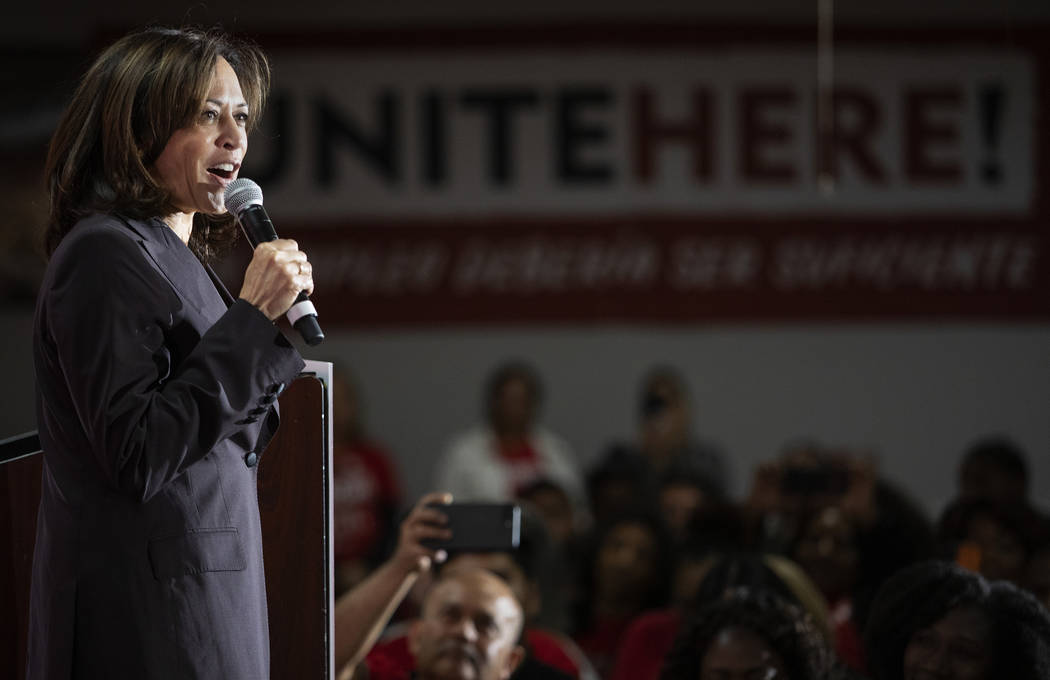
[816,88,887,184]
[739,88,798,183]
[632,87,714,183]
[904,87,963,182]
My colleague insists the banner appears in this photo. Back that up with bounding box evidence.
[236,27,1050,325]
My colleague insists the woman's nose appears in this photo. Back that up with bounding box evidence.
[218,115,245,150]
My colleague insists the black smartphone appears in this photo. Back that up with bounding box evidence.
[422,502,522,552]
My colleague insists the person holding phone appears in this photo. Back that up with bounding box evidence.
[334,492,454,677]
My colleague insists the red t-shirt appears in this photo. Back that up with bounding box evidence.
[498,439,543,497]
[573,616,636,679]
[366,626,581,679]
[610,602,868,679]
[608,610,681,680]
[332,439,401,562]
[829,596,866,672]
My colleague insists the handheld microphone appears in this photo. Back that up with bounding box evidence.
[224,177,324,346]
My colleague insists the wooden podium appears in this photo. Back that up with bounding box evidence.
[0,433,40,680]
[258,361,336,679]
[0,361,335,679]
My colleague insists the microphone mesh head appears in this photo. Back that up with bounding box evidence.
[224,177,263,216]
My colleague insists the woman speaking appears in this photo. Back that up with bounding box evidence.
[28,27,311,678]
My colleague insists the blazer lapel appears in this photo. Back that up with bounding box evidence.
[128,217,227,318]
[205,263,236,308]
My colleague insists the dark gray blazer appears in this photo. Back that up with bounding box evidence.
[27,213,305,679]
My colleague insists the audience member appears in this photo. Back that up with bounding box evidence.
[517,478,589,636]
[571,511,673,678]
[406,568,527,680]
[957,435,1030,503]
[365,509,597,680]
[658,589,838,680]
[585,446,651,529]
[864,560,1050,680]
[587,367,728,525]
[747,443,935,671]
[668,503,748,607]
[936,497,1045,585]
[441,554,596,680]
[334,492,453,678]
[744,440,857,552]
[657,465,723,545]
[331,368,403,594]
[517,478,578,553]
[610,552,832,680]
[435,361,584,512]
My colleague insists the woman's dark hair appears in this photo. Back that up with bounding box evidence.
[658,461,726,503]
[660,588,835,680]
[517,477,571,507]
[44,26,270,261]
[684,552,833,642]
[570,509,673,633]
[638,365,688,417]
[483,360,542,422]
[678,501,747,558]
[960,435,1029,490]
[864,560,1050,680]
[690,552,800,608]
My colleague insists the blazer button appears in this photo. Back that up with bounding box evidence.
[244,452,259,468]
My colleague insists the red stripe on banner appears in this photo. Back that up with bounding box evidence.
[218,216,1050,327]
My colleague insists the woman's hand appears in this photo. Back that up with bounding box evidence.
[391,492,454,576]
[238,239,313,320]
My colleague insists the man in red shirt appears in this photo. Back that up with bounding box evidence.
[351,568,526,680]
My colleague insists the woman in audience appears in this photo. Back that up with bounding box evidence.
[610,551,831,680]
[659,588,837,680]
[748,443,934,670]
[936,496,1046,585]
[571,511,673,678]
[864,560,1050,680]
[435,361,585,512]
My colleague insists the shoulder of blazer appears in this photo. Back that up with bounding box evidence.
[67,212,164,240]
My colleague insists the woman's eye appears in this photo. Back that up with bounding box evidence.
[202,109,218,121]
[235,112,250,125]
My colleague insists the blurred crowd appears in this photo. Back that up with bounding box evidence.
[328,360,1050,680]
